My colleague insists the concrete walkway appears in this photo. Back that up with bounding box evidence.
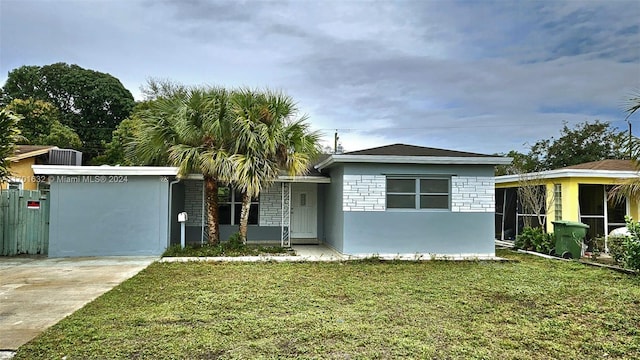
[0,256,156,354]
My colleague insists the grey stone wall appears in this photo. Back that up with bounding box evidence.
[259,184,281,226]
[451,176,495,212]
[184,180,204,226]
[342,175,385,212]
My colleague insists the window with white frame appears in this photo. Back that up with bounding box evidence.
[554,184,562,221]
[386,177,450,210]
[218,186,259,225]
[8,179,23,190]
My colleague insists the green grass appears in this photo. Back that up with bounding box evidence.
[14,250,640,359]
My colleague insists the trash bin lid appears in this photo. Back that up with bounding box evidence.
[552,220,589,228]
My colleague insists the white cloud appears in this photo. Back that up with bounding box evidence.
[1,0,638,155]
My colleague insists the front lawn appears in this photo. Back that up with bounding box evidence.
[15,250,640,359]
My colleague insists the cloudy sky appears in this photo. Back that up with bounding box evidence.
[1,0,639,154]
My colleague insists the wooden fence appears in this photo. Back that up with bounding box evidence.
[0,189,49,256]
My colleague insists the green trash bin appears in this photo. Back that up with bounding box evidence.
[552,221,589,259]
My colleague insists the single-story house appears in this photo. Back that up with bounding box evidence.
[1,145,82,191]
[2,145,57,190]
[495,159,640,243]
[33,144,511,257]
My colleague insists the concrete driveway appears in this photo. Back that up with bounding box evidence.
[0,256,156,351]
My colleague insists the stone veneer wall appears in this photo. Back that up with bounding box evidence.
[259,185,281,226]
[451,176,495,213]
[342,175,386,212]
[184,180,204,226]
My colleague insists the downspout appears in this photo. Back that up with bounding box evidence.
[168,177,181,246]
[201,180,205,245]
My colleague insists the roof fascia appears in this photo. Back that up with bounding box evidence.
[32,165,178,176]
[8,147,57,162]
[495,169,640,183]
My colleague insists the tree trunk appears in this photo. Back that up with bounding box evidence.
[204,176,220,245]
[238,192,251,244]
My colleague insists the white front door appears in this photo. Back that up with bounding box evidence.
[291,183,317,240]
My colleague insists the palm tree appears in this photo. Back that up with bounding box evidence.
[610,91,640,202]
[229,89,321,243]
[0,109,22,181]
[134,86,235,245]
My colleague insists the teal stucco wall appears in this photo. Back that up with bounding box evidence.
[321,162,496,256]
[48,175,170,257]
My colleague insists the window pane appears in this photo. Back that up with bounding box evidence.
[420,195,449,209]
[387,194,415,208]
[8,182,21,190]
[420,179,448,193]
[579,184,604,215]
[387,179,415,193]
[219,204,231,224]
[234,190,244,202]
[234,204,243,225]
[249,204,259,225]
[218,186,231,203]
[233,204,260,225]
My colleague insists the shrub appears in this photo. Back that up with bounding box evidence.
[591,237,606,260]
[608,216,640,271]
[623,236,640,271]
[607,236,627,264]
[514,227,554,254]
[226,232,245,250]
[161,234,291,257]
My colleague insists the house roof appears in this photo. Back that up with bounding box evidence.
[344,143,495,157]
[8,145,57,161]
[495,159,640,184]
[562,159,636,171]
[315,143,512,170]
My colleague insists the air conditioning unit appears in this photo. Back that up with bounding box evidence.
[49,149,83,166]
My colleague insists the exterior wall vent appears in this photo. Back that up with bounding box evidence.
[49,149,83,166]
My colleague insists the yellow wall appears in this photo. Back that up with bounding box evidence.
[0,158,38,190]
[497,176,640,233]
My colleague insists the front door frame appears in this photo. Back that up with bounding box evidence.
[290,182,318,243]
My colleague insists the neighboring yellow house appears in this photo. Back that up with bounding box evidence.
[1,145,57,191]
[495,160,640,242]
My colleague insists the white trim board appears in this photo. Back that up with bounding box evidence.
[496,169,640,183]
[33,165,178,176]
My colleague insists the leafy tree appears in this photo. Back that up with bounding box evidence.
[497,120,627,175]
[3,98,82,149]
[41,120,83,150]
[494,150,540,176]
[91,111,144,166]
[1,63,135,161]
[229,89,321,242]
[0,109,21,181]
[134,85,236,245]
[529,120,626,171]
